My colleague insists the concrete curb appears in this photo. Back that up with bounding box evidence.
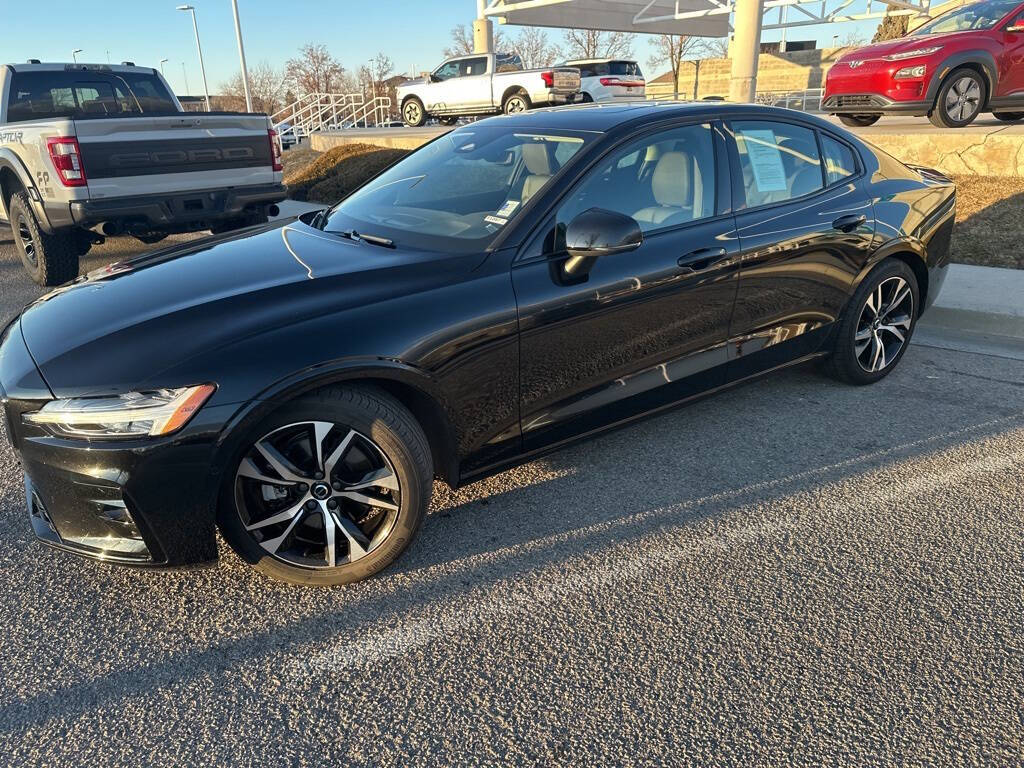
[920,264,1024,341]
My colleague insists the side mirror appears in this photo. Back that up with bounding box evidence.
[565,206,642,257]
[1008,16,1024,31]
[429,73,441,83]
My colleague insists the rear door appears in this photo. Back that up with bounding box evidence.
[512,120,740,449]
[724,118,875,379]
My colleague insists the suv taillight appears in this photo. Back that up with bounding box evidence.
[600,77,645,87]
[541,70,554,88]
[46,136,86,187]
[268,129,283,172]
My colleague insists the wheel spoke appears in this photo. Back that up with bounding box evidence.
[337,490,399,512]
[245,498,307,531]
[256,507,307,552]
[881,283,910,318]
[321,503,337,567]
[311,421,333,472]
[879,324,905,343]
[346,466,399,492]
[334,513,371,562]
[323,429,356,479]
[870,333,885,371]
[237,457,299,486]
[254,440,308,483]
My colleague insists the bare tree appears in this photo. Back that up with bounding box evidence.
[704,37,731,58]
[286,43,346,95]
[443,23,507,58]
[647,35,713,99]
[839,31,868,47]
[219,61,287,115]
[511,27,558,68]
[559,29,635,60]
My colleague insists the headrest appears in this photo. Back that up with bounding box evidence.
[522,142,554,176]
[652,151,696,208]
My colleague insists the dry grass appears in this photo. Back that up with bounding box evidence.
[280,144,320,181]
[949,174,1024,270]
[283,143,410,203]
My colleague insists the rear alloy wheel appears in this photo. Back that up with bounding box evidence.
[503,91,531,115]
[993,112,1024,122]
[402,97,426,127]
[838,114,880,127]
[823,259,919,385]
[219,386,432,585]
[929,68,985,128]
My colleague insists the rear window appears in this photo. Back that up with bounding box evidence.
[571,61,643,78]
[6,70,177,123]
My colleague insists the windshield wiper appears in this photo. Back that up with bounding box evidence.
[336,229,395,249]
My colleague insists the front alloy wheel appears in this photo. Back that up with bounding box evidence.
[929,69,985,128]
[219,386,432,585]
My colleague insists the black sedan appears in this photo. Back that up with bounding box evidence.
[0,103,955,586]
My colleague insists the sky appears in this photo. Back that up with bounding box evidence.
[0,0,882,97]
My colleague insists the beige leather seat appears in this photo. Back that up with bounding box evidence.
[632,150,704,228]
[521,143,555,203]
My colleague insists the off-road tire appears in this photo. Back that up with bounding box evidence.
[8,191,79,286]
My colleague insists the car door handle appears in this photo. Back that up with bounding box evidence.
[677,247,729,273]
[832,214,867,232]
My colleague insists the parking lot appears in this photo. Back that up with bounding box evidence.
[1,231,1022,765]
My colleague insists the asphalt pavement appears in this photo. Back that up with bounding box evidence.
[0,231,1022,766]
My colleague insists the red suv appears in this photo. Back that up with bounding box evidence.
[824,0,1024,127]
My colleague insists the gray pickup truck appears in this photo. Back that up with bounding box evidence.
[0,62,286,285]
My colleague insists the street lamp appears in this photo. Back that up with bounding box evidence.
[230,0,254,112]
[159,58,169,76]
[71,49,83,63]
[181,62,191,97]
[176,4,211,112]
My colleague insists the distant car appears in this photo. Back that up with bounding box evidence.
[277,122,298,149]
[824,0,1024,128]
[563,58,646,102]
[397,52,580,126]
[2,103,955,586]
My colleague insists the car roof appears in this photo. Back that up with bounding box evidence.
[475,100,837,133]
[7,62,158,74]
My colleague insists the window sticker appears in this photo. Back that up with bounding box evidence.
[496,200,520,218]
[741,129,788,192]
[484,215,508,227]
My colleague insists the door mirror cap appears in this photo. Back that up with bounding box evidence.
[565,207,643,260]
[1008,17,1024,31]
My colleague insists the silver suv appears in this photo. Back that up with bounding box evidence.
[0,62,286,284]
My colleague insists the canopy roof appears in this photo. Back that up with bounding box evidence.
[483,0,730,38]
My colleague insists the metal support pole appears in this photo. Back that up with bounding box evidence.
[231,0,254,112]
[474,0,494,53]
[729,0,764,103]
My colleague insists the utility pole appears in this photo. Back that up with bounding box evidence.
[177,5,211,112]
[230,0,254,112]
[729,0,764,102]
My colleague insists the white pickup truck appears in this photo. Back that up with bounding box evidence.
[0,62,286,285]
[397,53,581,127]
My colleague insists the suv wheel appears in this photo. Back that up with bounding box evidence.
[218,385,433,586]
[823,259,919,385]
[838,114,880,127]
[402,97,426,127]
[929,68,986,128]
[8,191,79,286]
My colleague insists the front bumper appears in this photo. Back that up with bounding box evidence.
[822,93,932,116]
[68,182,287,232]
[0,320,228,567]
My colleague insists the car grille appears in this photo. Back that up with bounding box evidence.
[825,94,886,109]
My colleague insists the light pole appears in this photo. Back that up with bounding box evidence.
[230,0,254,112]
[176,5,211,112]
[72,49,83,63]
[181,62,191,97]
[159,58,169,76]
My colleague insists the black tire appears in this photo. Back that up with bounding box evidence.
[502,90,532,115]
[580,92,594,103]
[8,191,79,286]
[993,111,1024,122]
[402,97,426,127]
[438,116,459,126]
[838,114,881,127]
[217,385,433,586]
[134,233,168,245]
[928,68,986,128]
[823,258,919,385]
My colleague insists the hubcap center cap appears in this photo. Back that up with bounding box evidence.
[311,482,331,500]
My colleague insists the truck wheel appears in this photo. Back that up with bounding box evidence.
[838,114,880,127]
[8,191,79,286]
[438,116,458,126]
[503,90,531,114]
[402,97,426,127]
[928,68,985,128]
[993,112,1024,122]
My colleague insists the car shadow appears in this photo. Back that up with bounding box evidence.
[1,347,1021,734]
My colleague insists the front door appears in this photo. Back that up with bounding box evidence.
[512,121,741,450]
[724,119,876,379]
[997,6,1024,102]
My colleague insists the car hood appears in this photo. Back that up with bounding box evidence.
[833,33,953,62]
[19,220,476,397]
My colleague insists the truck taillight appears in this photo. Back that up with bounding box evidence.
[268,129,283,172]
[45,137,87,187]
[541,70,554,88]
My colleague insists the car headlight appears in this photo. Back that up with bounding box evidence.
[884,46,942,61]
[894,65,927,79]
[23,384,216,439]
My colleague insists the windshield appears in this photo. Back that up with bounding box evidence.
[321,126,595,253]
[913,0,1022,34]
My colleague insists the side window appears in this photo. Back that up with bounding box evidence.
[463,57,488,77]
[545,123,716,253]
[732,120,823,208]
[821,134,857,185]
[433,61,460,81]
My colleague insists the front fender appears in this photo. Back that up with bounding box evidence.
[926,50,999,105]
